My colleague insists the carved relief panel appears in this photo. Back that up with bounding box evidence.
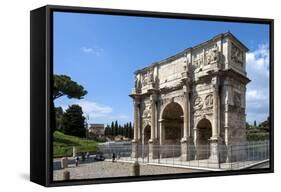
[205,44,220,65]
[141,70,154,87]
[193,53,204,69]
[204,94,213,108]
[233,92,241,108]
[193,93,213,117]
[231,42,244,66]
[194,96,203,110]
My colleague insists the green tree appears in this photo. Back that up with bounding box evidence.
[61,104,86,137]
[127,122,132,139]
[114,120,118,136]
[55,107,64,131]
[110,121,114,137]
[104,125,109,136]
[126,122,130,138]
[53,74,88,100]
[124,123,128,138]
[258,117,270,132]
[118,125,122,136]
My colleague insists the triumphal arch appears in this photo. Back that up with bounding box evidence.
[130,32,250,164]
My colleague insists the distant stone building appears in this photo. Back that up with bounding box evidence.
[130,32,250,165]
[88,124,105,139]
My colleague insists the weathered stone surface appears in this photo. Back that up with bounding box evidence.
[130,32,250,164]
[53,161,201,181]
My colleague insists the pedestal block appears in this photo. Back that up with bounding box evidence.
[148,139,158,161]
[180,137,194,161]
[209,137,223,168]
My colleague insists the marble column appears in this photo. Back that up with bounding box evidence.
[132,97,140,158]
[212,78,219,139]
[224,83,231,163]
[149,94,157,160]
[193,128,198,160]
[150,94,156,141]
[181,85,193,161]
[159,119,164,159]
[209,76,222,166]
[224,104,234,163]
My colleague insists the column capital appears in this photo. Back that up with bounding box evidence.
[209,136,222,143]
[182,84,191,93]
[150,93,157,101]
[132,139,139,143]
[158,119,165,123]
[133,97,141,105]
[211,76,220,87]
[148,138,157,143]
[180,136,193,143]
[132,138,141,142]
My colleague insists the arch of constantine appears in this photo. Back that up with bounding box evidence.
[129,32,250,165]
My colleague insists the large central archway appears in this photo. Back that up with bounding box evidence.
[196,118,212,159]
[161,102,183,157]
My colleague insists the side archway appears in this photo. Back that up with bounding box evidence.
[196,118,212,159]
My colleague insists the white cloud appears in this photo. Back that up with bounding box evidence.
[246,43,269,79]
[81,46,104,56]
[76,100,112,118]
[246,90,267,102]
[246,43,270,124]
[62,100,129,124]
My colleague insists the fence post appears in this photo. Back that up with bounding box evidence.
[172,145,175,165]
[63,170,70,180]
[132,160,140,176]
[230,146,232,170]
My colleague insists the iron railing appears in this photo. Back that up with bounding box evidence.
[97,140,270,170]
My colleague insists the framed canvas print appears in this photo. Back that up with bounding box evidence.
[30,5,274,187]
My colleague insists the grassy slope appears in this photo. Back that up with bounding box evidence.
[53,131,98,158]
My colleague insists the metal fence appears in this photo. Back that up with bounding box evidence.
[97,140,270,170]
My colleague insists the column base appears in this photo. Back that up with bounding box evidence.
[209,137,223,167]
[180,137,194,161]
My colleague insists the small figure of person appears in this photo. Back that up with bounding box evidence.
[75,156,80,167]
[112,152,116,162]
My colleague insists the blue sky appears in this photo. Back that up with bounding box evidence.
[53,12,270,125]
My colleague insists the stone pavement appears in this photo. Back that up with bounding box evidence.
[53,159,202,181]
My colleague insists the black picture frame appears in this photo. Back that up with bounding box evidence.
[30,4,274,187]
